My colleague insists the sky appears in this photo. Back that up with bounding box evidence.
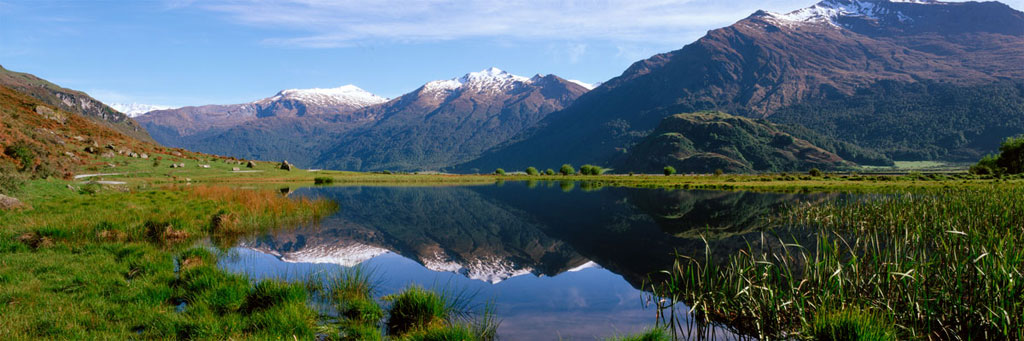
[2,0,1022,108]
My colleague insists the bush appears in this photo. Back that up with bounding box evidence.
[313,177,334,185]
[493,168,505,175]
[544,168,555,176]
[559,164,575,176]
[580,164,604,175]
[809,168,823,177]
[714,168,724,176]
[0,164,25,195]
[970,154,998,175]
[663,166,676,176]
[525,167,539,176]
[4,144,35,171]
[996,135,1024,174]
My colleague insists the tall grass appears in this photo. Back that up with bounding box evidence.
[654,185,1024,339]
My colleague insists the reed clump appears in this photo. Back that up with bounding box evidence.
[657,185,1024,339]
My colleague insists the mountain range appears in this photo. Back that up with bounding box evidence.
[138,68,588,170]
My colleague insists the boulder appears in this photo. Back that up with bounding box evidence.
[0,194,24,210]
[280,161,293,171]
[84,146,98,154]
[246,161,256,168]
[140,153,149,159]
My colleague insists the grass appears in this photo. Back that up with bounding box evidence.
[653,184,1024,339]
[0,179,335,339]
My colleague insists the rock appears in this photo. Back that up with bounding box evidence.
[66,184,76,190]
[280,160,294,171]
[0,194,24,210]
[84,146,98,154]
[199,164,210,168]
[171,151,183,157]
[130,152,139,158]
[107,163,117,168]
[246,160,256,168]
[101,151,116,158]
[140,153,149,159]
[232,167,240,171]
[105,144,116,150]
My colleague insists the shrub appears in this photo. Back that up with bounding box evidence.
[663,166,676,176]
[494,168,505,175]
[559,164,575,176]
[4,144,35,171]
[580,164,604,175]
[313,177,335,185]
[0,164,25,195]
[714,168,724,176]
[809,168,823,177]
[996,135,1024,174]
[544,168,555,176]
[525,167,539,176]
[609,327,671,341]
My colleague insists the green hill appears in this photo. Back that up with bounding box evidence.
[615,112,889,173]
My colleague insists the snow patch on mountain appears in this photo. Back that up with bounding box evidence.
[243,242,390,267]
[568,79,598,90]
[420,251,535,284]
[256,85,388,108]
[763,0,938,27]
[421,67,534,100]
[109,102,173,117]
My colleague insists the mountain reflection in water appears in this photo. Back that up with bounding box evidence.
[220,182,833,339]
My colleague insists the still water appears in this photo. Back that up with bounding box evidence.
[218,181,831,339]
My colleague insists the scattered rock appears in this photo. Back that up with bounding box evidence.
[107,163,117,168]
[130,152,139,158]
[280,160,294,171]
[246,161,256,168]
[84,146,98,154]
[198,164,211,168]
[171,151,183,157]
[101,151,116,158]
[140,153,149,159]
[72,136,85,142]
[232,167,240,171]
[105,144,116,150]
[0,194,25,210]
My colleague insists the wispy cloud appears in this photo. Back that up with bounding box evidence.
[180,0,820,48]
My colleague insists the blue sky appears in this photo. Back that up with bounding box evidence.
[2,0,1022,108]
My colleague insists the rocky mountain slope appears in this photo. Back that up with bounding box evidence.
[463,0,1024,171]
[0,66,154,143]
[316,68,589,171]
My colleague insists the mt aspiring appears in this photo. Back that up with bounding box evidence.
[463,0,1024,173]
[137,68,588,170]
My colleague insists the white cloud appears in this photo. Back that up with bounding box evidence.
[182,0,824,48]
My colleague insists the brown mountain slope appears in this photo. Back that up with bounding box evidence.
[0,65,154,143]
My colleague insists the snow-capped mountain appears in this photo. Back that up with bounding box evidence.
[255,85,387,110]
[763,0,934,27]
[315,67,590,171]
[109,103,173,117]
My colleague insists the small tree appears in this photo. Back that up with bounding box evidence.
[808,168,823,177]
[494,168,506,175]
[996,135,1024,174]
[545,168,556,176]
[663,166,676,176]
[559,164,575,176]
[525,167,539,176]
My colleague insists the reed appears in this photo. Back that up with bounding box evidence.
[655,185,1024,339]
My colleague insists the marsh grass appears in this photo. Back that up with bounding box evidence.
[655,185,1024,339]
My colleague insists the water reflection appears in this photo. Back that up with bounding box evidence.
[220,181,834,339]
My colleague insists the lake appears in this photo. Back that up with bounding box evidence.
[218,181,832,339]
